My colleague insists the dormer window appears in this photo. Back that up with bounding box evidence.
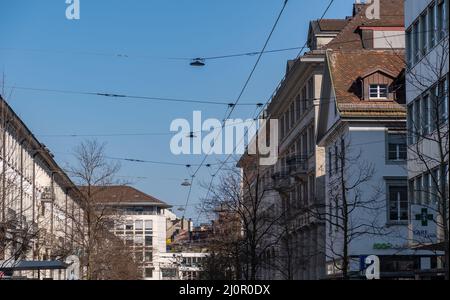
[360,68,397,101]
[369,84,388,99]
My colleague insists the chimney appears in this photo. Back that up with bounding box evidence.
[353,0,365,16]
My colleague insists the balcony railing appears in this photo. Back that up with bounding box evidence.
[287,154,308,179]
[271,170,292,191]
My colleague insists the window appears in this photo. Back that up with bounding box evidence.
[290,102,295,127]
[308,126,315,154]
[280,115,285,139]
[387,133,407,161]
[295,95,301,120]
[421,13,428,55]
[334,145,339,172]
[144,251,152,262]
[144,268,154,278]
[428,4,436,49]
[145,236,153,246]
[302,133,307,156]
[438,78,448,124]
[134,236,143,246]
[328,202,332,234]
[369,84,388,99]
[135,251,143,262]
[414,98,421,136]
[135,220,143,230]
[408,105,415,144]
[308,77,314,108]
[285,111,290,133]
[409,180,415,205]
[422,94,430,135]
[413,21,420,63]
[125,220,133,230]
[430,86,438,132]
[415,177,422,205]
[328,149,333,175]
[406,28,412,67]
[431,169,439,204]
[437,0,445,40]
[161,268,177,279]
[423,173,431,205]
[388,183,408,222]
[301,87,307,112]
[144,220,153,231]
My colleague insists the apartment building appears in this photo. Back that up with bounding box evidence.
[0,96,85,280]
[236,17,350,280]
[317,0,435,278]
[158,252,208,280]
[90,185,171,280]
[404,0,449,278]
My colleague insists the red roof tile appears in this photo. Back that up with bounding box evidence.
[79,185,171,207]
[327,49,406,117]
[327,0,404,50]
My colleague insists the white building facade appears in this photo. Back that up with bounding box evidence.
[404,0,449,277]
[0,97,85,280]
[316,0,435,278]
[99,186,170,280]
[157,252,207,280]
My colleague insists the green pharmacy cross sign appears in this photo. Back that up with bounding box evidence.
[415,208,433,227]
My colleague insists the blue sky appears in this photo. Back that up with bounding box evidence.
[0,0,355,223]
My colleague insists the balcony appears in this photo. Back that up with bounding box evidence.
[5,208,19,231]
[271,171,293,191]
[287,154,308,180]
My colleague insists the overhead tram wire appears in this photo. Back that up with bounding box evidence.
[1,26,431,64]
[193,0,337,224]
[7,86,262,107]
[181,0,290,219]
[36,83,417,139]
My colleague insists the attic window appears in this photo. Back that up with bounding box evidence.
[369,84,388,99]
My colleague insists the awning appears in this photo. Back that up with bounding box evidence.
[0,260,69,271]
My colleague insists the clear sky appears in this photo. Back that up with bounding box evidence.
[0,0,356,223]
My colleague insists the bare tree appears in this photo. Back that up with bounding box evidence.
[202,156,290,280]
[64,139,139,280]
[200,212,242,280]
[309,136,386,279]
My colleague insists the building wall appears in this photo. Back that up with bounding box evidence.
[405,0,449,255]
[112,210,167,280]
[1,99,85,280]
[257,59,327,280]
[323,122,434,276]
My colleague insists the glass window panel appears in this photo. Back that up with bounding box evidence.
[144,220,153,230]
[135,220,143,230]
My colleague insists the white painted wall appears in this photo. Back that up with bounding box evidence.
[324,123,428,272]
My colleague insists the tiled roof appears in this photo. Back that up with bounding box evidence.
[317,19,349,32]
[327,49,406,118]
[327,0,404,50]
[79,185,171,207]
